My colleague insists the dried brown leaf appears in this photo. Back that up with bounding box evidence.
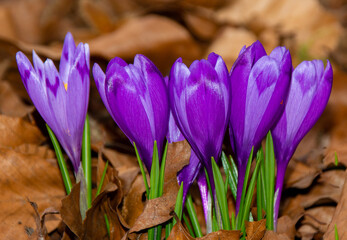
[323,170,347,239]
[263,231,291,240]
[285,160,320,189]
[0,81,34,117]
[206,27,257,69]
[89,15,201,72]
[61,170,125,240]
[245,219,266,240]
[0,115,45,147]
[128,141,191,234]
[0,147,65,240]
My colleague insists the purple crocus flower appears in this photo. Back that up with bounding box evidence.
[169,52,230,210]
[272,60,333,228]
[229,41,292,213]
[93,54,169,171]
[16,32,90,173]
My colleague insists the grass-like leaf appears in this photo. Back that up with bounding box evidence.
[240,154,262,230]
[133,142,150,198]
[46,124,72,194]
[158,141,168,197]
[335,224,339,240]
[173,182,184,226]
[82,115,92,208]
[212,157,231,230]
[265,131,275,230]
[96,160,109,196]
[221,152,237,200]
[183,214,195,237]
[186,194,203,237]
[237,147,254,229]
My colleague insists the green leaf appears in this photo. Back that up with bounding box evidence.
[237,147,254,229]
[158,141,168,197]
[335,152,339,166]
[240,154,262,230]
[133,142,150,198]
[186,194,203,237]
[96,160,109,196]
[149,141,160,200]
[212,210,219,232]
[265,131,275,230]
[46,125,72,194]
[173,182,184,226]
[104,214,110,238]
[212,157,231,230]
[183,214,195,237]
[335,224,339,240]
[82,115,92,208]
[256,149,263,220]
[231,212,236,230]
[221,152,237,200]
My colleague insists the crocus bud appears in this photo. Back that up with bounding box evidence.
[272,60,333,227]
[169,52,230,193]
[93,54,169,171]
[16,32,90,173]
[229,41,292,212]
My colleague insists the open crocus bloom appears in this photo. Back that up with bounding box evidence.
[16,32,90,173]
[93,54,169,171]
[272,60,333,227]
[229,41,292,213]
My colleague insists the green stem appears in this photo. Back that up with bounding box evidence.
[82,115,92,209]
[46,125,72,194]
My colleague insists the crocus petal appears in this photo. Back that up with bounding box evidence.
[272,60,332,228]
[16,51,52,124]
[101,54,169,171]
[65,43,90,170]
[16,33,90,174]
[59,32,76,84]
[229,41,292,213]
[177,151,202,202]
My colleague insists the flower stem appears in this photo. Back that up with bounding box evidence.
[274,164,286,231]
[186,194,203,237]
[46,125,72,194]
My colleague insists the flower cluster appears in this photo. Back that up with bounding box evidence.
[16,33,333,230]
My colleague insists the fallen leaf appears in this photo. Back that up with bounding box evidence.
[128,141,191,234]
[0,115,45,148]
[263,231,291,240]
[61,170,125,240]
[284,160,321,189]
[245,219,266,240]
[0,147,65,240]
[206,27,257,69]
[323,170,347,240]
[89,15,201,73]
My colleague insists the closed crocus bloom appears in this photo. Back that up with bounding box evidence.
[16,33,90,173]
[272,60,333,227]
[229,41,292,212]
[93,54,169,171]
[169,52,230,195]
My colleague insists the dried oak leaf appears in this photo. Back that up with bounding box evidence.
[127,141,191,235]
[0,115,45,148]
[245,219,266,240]
[0,81,34,117]
[168,218,240,240]
[323,170,347,240]
[61,171,125,240]
[88,14,201,73]
[0,147,65,240]
[284,160,320,189]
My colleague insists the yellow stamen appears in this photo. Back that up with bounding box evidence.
[64,83,68,91]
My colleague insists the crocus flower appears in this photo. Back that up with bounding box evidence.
[229,41,292,213]
[169,52,230,229]
[16,33,90,173]
[272,60,333,228]
[93,54,169,171]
